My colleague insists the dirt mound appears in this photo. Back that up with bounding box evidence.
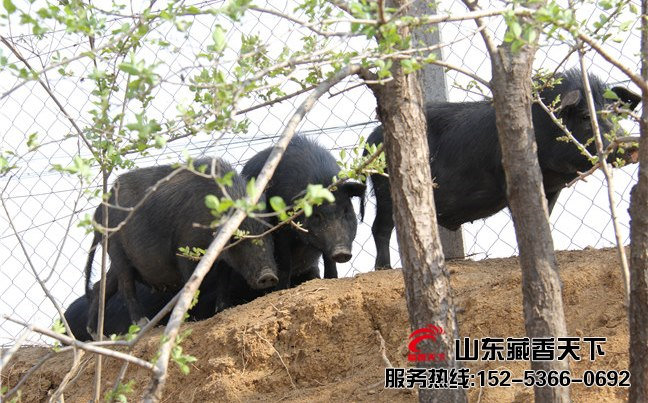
[3,248,630,402]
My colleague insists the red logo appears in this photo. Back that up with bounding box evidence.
[408,324,447,362]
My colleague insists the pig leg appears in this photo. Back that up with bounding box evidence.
[86,270,119,340]
[323,256,338,279]
[274,234,293,289]
[293,264,321,286]
[371,174,394,270]
[110,249,147,327]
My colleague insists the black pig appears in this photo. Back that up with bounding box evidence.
[242,136,365,285]
[85,158,278,336]
[366,68,641,269]
[66,263,226,341]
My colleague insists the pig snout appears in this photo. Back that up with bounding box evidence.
[255,267,279,289]
[330,246,352,263]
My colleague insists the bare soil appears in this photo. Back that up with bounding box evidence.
[2,248,630,402]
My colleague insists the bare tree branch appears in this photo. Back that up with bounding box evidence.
[576,47,630,304]
[0,178,76,340]
[2,315,154,370]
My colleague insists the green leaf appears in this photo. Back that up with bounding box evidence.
[306,184,335,203]
[269,196,286,212]
[524,28,537,44]
[510,21,522,38]
[190,290,200,310]
[0,154,14,174]
[205,194,220,210]
[3,0,16,14]
[216,171,234,187]
[303,202,312,217]
[118,63,139,75]
[154,135,166,149]
[51,319,65,334]
[246,177,256,199]
[603,89,619,100]
[212,25,227,52]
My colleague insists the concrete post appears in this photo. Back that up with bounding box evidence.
[411,2,465,259]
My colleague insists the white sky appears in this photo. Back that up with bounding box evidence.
[0,0,642,345]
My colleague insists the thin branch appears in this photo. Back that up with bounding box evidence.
[460,0,498,61]
[0,178,75,340]
[578,32,648,94]
[2,315,154,370]
[236,84,318,115]
[374,330,392,367]
[577,48,630,305]
[0,36,96,158]
[0,330,29,370]
[49,350,86,403]
[255,331,296,389]
[534,93,595,161]
[109,361,131,403]
[3,350,56,400]
[92,166,187,236]
[566,136,640,186]
[43,177,84,283]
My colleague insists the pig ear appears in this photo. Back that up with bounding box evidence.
[560,90,581,110]
[611,86,641,111]
[339,181,366,198]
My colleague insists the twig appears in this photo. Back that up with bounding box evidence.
[94,168,110,402]
[577,32,648,94]
[2,315,154,370]
[43,177,84,283]
[566,137,640,187]
[577,48,630,305]
[460,0,498,61]
[3,350,57,400]
[49,350,86,403]
[378,0,386,24]
[374,330,392,367]
[566,163,601,187]
[534,93,595,160]
[0,36,97,159]
[109,362,130,403]
[0,330,28,370]
[0,179,76,339]
[236,84,318,115]
[255,331,296,389]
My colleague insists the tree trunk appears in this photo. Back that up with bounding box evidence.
[628,1,648,399]
[368,3,464,402]
[489,34,571,403]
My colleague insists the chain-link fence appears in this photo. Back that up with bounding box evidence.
[0,0,641,346]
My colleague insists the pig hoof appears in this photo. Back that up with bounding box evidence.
[375,266,392,271]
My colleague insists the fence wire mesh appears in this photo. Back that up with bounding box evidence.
[0,0,642,345]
